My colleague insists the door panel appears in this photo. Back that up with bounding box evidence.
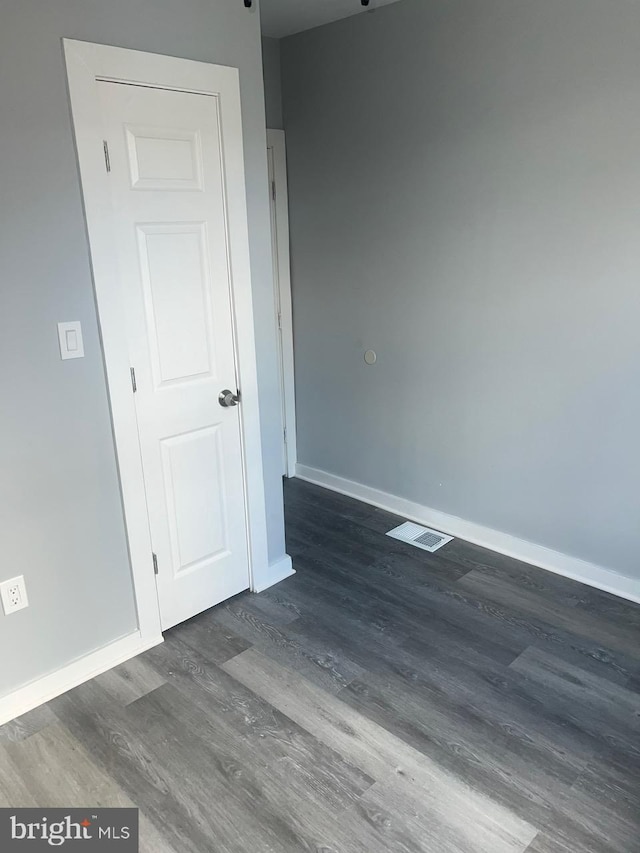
[161,425,228,571]
[126,125,204,191]
[137,222,214,384]
[99,81,250,630]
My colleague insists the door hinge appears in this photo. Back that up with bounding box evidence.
[103,140,111,173]
[152,552,158,575]
[283,427,287,443]
[271,180,276,201]
[277,311,282,330]
[130,367,137,393]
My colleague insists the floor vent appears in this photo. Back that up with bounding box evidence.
[386,521,453,553]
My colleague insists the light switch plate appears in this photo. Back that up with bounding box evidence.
[58,321,84,360]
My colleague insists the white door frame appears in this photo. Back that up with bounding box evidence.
[64,39,270,644]
[267,129,297,477]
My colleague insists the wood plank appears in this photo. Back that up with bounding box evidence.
[211,597,366,692]
[525,757,640,853]
[142,637,374,803]
[92,655,166,706]
[224,647,537,853]
[509,646,640,759]
[339,670,586,826]
[124,683,366,852]
[459,568,640,657]
[281,559,527,668]
[0,704,56,743]
[1,722,178,853]
[0,743,39,807]
[49,680,212,853]
[167,610,251,665]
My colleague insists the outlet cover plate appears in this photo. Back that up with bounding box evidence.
[0,575,29,615]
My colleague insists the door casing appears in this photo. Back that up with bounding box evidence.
[267,129,297,477]
[64,39,270,644]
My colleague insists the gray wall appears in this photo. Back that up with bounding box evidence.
[281,0,640,580]
[0,0,286,699]
[262,36,283,129]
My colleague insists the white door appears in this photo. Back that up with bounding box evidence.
[98,80,250,630]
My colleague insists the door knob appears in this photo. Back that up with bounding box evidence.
[218,389,240,408]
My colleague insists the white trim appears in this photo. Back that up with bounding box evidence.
[267,129,297,477]
[63,41,270,622]
[296,464,640,606]
[0,632,162,727]
[252,555,295,594]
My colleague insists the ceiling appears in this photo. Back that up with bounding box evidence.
[260,0,403,39]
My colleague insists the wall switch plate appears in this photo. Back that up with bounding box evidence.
[0,575,29,615]
[58,321,85,360]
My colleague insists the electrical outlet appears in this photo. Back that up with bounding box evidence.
[0,575,29,615]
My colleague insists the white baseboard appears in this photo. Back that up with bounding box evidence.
[0,551,297,726]
[296,464,640,606]
[252,554,295,594]
[0,631,163,727]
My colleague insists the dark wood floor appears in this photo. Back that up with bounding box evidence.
[1,477,639,852]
